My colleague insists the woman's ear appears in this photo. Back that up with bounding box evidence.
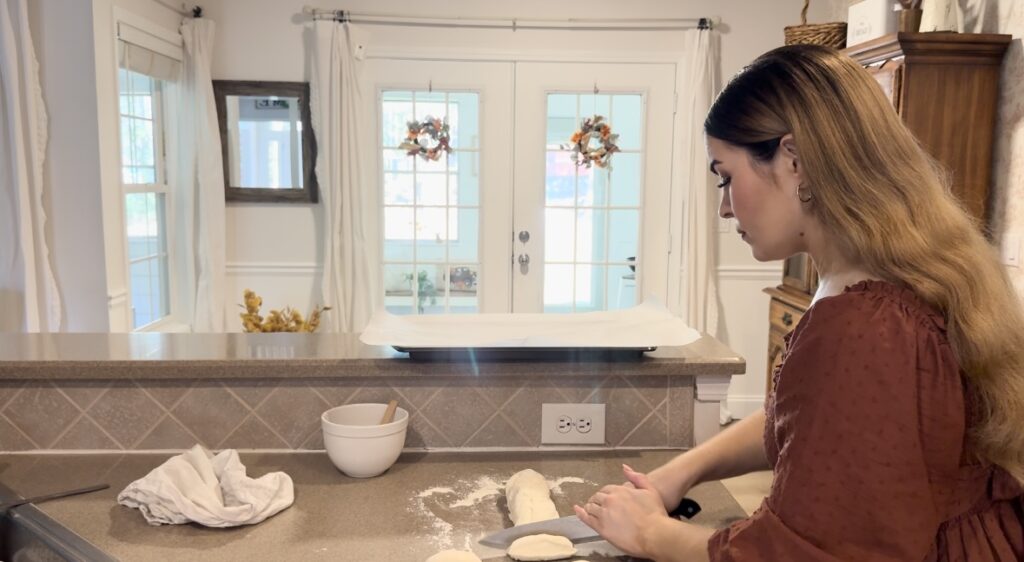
[778,133,801,180]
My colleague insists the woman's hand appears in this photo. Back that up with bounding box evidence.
[622,456,701,512]
[574,464,672,557]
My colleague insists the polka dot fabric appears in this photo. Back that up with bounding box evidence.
[708,280,1024,561]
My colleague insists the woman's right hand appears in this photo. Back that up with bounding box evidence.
[624,454,703,512]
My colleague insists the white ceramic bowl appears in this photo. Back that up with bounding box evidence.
[321,403,409,478]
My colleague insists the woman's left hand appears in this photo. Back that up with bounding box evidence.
[574,464,671,557]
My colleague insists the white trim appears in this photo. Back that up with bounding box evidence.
[695,374,732,401]
[367,46,686,64]
[136,319,191,333]
[727,395,766,419]
[693,374,734,444]
[226,262,322,275]
[716,264,784,281]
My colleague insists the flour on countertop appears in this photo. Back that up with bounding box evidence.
[549,476,586,496]
[412,486,457,548]
[417,486,456,498]
[449,476,503,508]
[410,473,595,553]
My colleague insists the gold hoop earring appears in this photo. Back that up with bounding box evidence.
[797,185,813,203]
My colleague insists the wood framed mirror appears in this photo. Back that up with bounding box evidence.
[213,80,318,203]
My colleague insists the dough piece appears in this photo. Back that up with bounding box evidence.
[507,534,577,561]
[425,550,482,562]
[505,469,559,525]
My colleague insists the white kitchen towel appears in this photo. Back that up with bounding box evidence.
[117,444,294,527]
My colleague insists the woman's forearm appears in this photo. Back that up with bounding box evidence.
[640,411,767,560]
[688,408,770,483]
[657,409,770,495]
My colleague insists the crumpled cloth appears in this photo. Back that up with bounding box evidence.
[117,444,294,527]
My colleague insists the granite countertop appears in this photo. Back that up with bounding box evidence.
[0,333,744,379]
[0,450,748,561]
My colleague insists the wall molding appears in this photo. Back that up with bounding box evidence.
[726,395,766,419]
[226,262,321,276]
[716,264,783,281]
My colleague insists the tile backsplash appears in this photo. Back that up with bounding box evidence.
[0,375,695,451]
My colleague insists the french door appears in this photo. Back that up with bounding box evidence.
[511,62,676,313]
[366,59,514,315]
[366,59,676,314]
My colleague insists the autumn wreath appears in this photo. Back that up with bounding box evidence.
[398,115,452,161]
[563,115,620,169]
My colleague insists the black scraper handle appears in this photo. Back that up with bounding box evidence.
[669,497,702,519]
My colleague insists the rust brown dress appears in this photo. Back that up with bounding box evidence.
[708,280,1024,561]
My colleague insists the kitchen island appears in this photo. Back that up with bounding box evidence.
[0,450,749,561]
[0,333,744,451]
[0,332,743,379]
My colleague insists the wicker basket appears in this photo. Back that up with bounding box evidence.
[784,0,848,48]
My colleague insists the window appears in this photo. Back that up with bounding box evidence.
[380,90,481,315]
[118,68,171,329]
[543,93,643,313]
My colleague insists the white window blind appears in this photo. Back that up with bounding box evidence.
[117,20,182,82]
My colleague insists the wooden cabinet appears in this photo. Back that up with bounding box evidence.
[763,32,1010,396]
[764,285,811,395]
[844,32,1010,227]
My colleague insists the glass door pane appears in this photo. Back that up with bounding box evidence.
[381,89,481,314]
[512,62,675,313]
[541,92,644,313]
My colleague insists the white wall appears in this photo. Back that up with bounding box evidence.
[966,1,1024,299]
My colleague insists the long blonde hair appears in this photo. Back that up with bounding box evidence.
[705,44,1024,482]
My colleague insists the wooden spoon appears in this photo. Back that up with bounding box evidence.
[379,400,399,424]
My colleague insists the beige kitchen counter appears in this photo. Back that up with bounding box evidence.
[0,333,744,379]
[0,450,748,561]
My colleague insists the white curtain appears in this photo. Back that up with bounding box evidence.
[676,29,720,336]
[0,0,62,332]
[311,21,380,333]
[177,18,226,331]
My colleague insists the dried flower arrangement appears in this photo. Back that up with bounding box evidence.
[239,289,330,333]
[398,115,452,161]
[562,115,620,169]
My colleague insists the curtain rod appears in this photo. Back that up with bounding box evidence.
[154,1,203,18]
[301,7,717,31]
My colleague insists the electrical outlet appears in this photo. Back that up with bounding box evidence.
[575,417,593,433]
[557,415,573,433]
[541,403,606,444]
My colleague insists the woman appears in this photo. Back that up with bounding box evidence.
[575,44,1024,561]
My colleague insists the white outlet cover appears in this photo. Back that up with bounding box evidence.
[541,403,606,445]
